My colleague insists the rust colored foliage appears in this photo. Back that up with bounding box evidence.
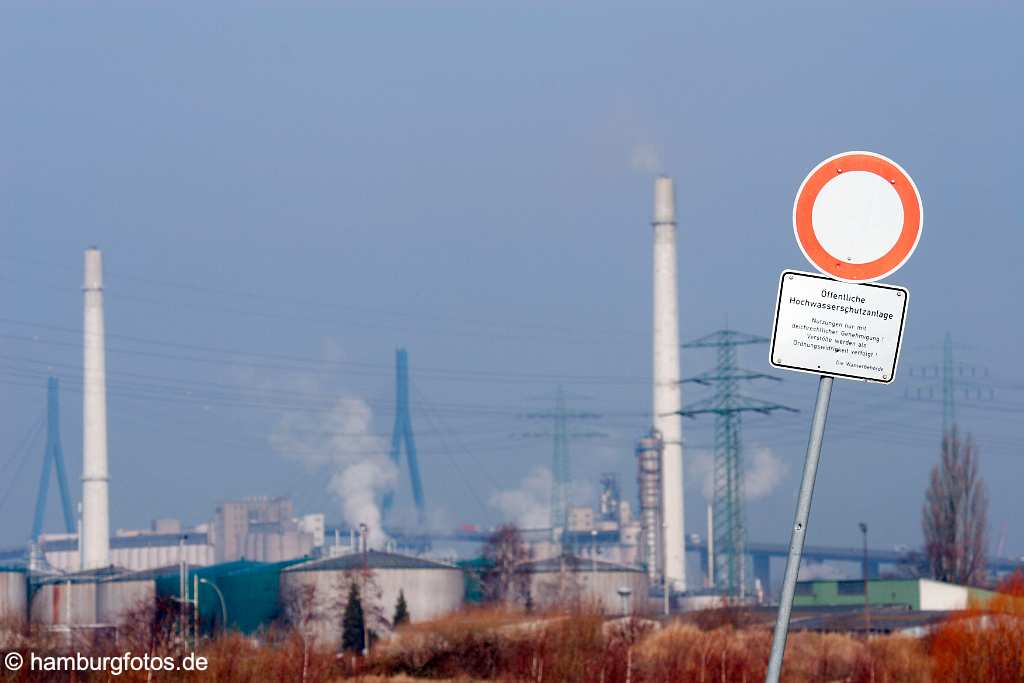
[1,603,934,682]
[931,570,1024,682]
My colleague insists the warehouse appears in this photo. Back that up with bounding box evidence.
[793,577,994,611]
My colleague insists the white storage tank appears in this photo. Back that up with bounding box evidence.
[520,555,649,615]
[97,571,157,627]
[281,550,464,647]
[31,580,97,626]
[0,566,28,626]
[30,567,121,626]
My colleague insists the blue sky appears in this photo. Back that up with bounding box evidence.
[1,4,1021,568]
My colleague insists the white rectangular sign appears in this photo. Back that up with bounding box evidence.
[769,270,908,383]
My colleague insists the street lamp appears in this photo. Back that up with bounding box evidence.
[859,522,870,633]
[359,522,369,656]
[199,577,228,635]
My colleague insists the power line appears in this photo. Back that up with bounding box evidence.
[0,258,648,345]
[522,386,603,539]
[0,413,45,516]
[409,384,492,516]
[0,316,649,385]
[681,329,798,597]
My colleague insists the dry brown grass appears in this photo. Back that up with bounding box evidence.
[636,623,928,683]
[0,604,959,682]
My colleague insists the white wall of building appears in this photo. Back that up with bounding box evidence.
[919,579,970,611]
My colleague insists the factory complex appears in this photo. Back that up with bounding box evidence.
[0,180,995,652]
[0,181,686,647]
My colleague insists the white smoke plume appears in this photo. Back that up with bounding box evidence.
[629,142,663,174]
[688,447,788,502]
[489,466,596,529]
[270,390,398,547]
[489,466,552,529]
[689,451,716,501]
[744,448,788,501]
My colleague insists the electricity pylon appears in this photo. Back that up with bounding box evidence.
[383,348,426,526]
[32,377,75,540]
[681,330,797,597]
[523,386,602,542]
[905,332,994,436]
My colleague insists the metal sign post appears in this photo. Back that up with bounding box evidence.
[764,375,832,682]
[764,151,922,682]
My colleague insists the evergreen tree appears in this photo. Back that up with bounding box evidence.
[392,589,410,627]
[341,583,365,654]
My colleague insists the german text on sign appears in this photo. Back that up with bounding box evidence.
[769,270,908,383]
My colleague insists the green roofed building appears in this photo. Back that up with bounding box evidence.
[146,557,311,635]
[793,578,994,611]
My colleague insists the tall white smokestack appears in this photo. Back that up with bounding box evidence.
[652,177,686,591]
[81,247,110,569]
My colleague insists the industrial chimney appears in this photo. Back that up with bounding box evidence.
[81,247,110,569]
[652,177,686,591]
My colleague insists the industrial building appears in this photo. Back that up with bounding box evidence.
[793,578,995,612]
[28,529,213,573]
[1,498,328,574]
[0,548,464,644]
[213,497,323,563]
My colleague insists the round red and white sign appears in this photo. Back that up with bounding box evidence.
[793,151,922,282]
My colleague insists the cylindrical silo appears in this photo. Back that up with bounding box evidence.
[519,556,650,615]
[281,550,463,647]
[0,567,28,626]
[30,578,98,626]
[97,574,156,627]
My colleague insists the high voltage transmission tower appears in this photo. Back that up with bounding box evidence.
[32,377,75,541]
[522,386,602,542]
[383,348,427,527]
[681,330,797,598]
[905,332,994,436]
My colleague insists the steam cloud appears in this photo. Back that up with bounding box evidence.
[629,142,663,174]
[688,447,787,502]
[270,391,397,547]
[489,466,552,529]
[745,448,788,500]
[489,466,596,530]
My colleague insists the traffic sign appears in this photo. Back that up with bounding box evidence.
[766,152,922,683]
[769,270,908,383]
[793,151,922,282]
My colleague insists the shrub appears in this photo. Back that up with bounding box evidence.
[931,570,1024,682]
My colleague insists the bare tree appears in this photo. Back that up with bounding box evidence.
[481,523,531,606]
[923,427,988,585]
[282,582,325,681]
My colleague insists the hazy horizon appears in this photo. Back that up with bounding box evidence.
[2,4,1021,578]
